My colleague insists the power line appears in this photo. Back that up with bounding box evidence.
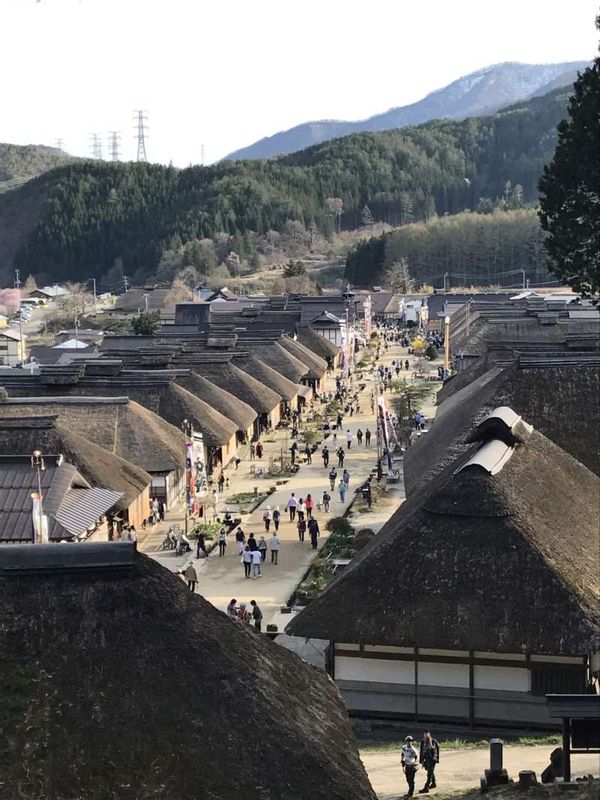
[133,110,148,162]
[108,131,121,161]
[90,133,103,160]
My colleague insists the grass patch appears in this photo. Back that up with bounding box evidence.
[360,734,561,752]
[226,491,269,505]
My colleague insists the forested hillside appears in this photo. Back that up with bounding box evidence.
[0,87,570,286]
[0,143,75,184]
[345,208,548,288]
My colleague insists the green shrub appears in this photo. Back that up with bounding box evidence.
[325,517,354,536]
[425,344,439,360]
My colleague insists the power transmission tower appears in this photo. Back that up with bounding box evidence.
[108,131,121,161]
[133,110,148,161]
[55,138,64,151]
[90,133,103,160]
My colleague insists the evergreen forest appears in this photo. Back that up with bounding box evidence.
[0,86,571,287]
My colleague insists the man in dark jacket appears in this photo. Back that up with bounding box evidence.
[418,731,440,792]
[307,517,320,550]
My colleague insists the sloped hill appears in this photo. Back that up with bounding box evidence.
[225,61,586,160]
[0,142,76,189]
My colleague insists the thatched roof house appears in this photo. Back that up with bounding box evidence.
[234,355,300,403]
[193,361,282,428]
[0,548,376,800]
[0,455,122,543]
[405,364,600,493]
[297,326,339,364]
[250,340,311,383]
[280,336,328,385]
[287,409,600,727]
[177,372,257,441]
[0,417,151,527]
[0,396,186,475]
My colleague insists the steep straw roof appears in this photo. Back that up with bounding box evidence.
[296,326,339,361]
[158,384,237,448]
[0,417,150,511]
[250,341,310,383]
[0,397,186,474]
[193,362,282,414]
[177,372,257,433]
[280,336,328,380]
[405,364,600,494]
[0,551,376,800]
[234,355,299,402]
[288,418,600,654]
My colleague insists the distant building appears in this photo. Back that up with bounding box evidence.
[28,285,70,303]
[0,328,25,365]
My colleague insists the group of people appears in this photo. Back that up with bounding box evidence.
[226,598,263,631]
[401,731,440,797]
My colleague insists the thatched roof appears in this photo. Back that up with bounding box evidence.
[280,336,328,380]
[0,397,186,474]
[193,362,282,415]
[158,384,237,449]
[287,416,600,654]
[0,551,376,800]
[242,340,310,383]
[0,417,150,512]
[405,364,600,493]
[177,372,257,433]
[234,355,299,402]
[297,326,339,361]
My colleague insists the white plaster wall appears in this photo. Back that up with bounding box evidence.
[335,656,415,684]
[475,665,530,692]
[335,642,360,652]
[418,662,469,688]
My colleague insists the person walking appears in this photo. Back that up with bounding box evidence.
[337,447,345,468]
[287,493,298,521]
[272,506,281,532]
[250,600,263,632]
[270,532,280,564]
[346,430,353,449]
[184,562,198,592]
[235,527,246,555]
[256,442,263,460]
[336,413,343,430]
[196,532,208,559]
[263,506,272,532]
[308,517,320,550]
[217,473,225,494]
[250,443,256,460]
[401,736,419,799]
[258,535,268,562]
[297,516,307,543]
[329,466,338,491]
[251,547,262,578]
[248,533,258,552]
[361,481,373,509]
[357,428,363,446]
[305,443,312,464]
[297,497,306,521]
[343,468,350,488]
[242,546,252,578]
[322,446,329,468]
[158,499,166,522]
[365,428,372,447]
[305,494,314,519]
[218,529,227,556]
[322,490,331,513]
[418,731,440,793]
[338,479,347,503]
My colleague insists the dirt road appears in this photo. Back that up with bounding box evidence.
[362,744,599,799]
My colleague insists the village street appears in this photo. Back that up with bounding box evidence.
[138,332,439,627]
[362,743,600,799]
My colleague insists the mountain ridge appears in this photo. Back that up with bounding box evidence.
[224,60,587,160]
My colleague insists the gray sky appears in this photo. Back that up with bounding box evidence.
[1,0,597,165]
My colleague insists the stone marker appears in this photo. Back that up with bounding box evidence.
[482,738,510,789]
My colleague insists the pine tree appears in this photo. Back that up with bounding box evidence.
[360,205,374,227]
[539,33,600,296]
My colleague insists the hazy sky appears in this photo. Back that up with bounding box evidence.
[1,0,597,165]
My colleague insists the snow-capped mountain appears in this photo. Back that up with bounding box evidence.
[225,61,587,161]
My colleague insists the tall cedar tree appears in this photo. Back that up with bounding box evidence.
[539,32,600,296]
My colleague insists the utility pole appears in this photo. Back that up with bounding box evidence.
[108,131,121,161]
[74,316,80,348]
[201,143,205,165]
[521,269,526,290]
[134,110,148,162]
[90,133,103,160]
[92,277,97,314]
[123,275,130,293]
[443,272,449,293]
[143,293,149,312]
[14,269,23,362]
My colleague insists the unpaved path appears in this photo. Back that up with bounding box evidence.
[361,744,600,799]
